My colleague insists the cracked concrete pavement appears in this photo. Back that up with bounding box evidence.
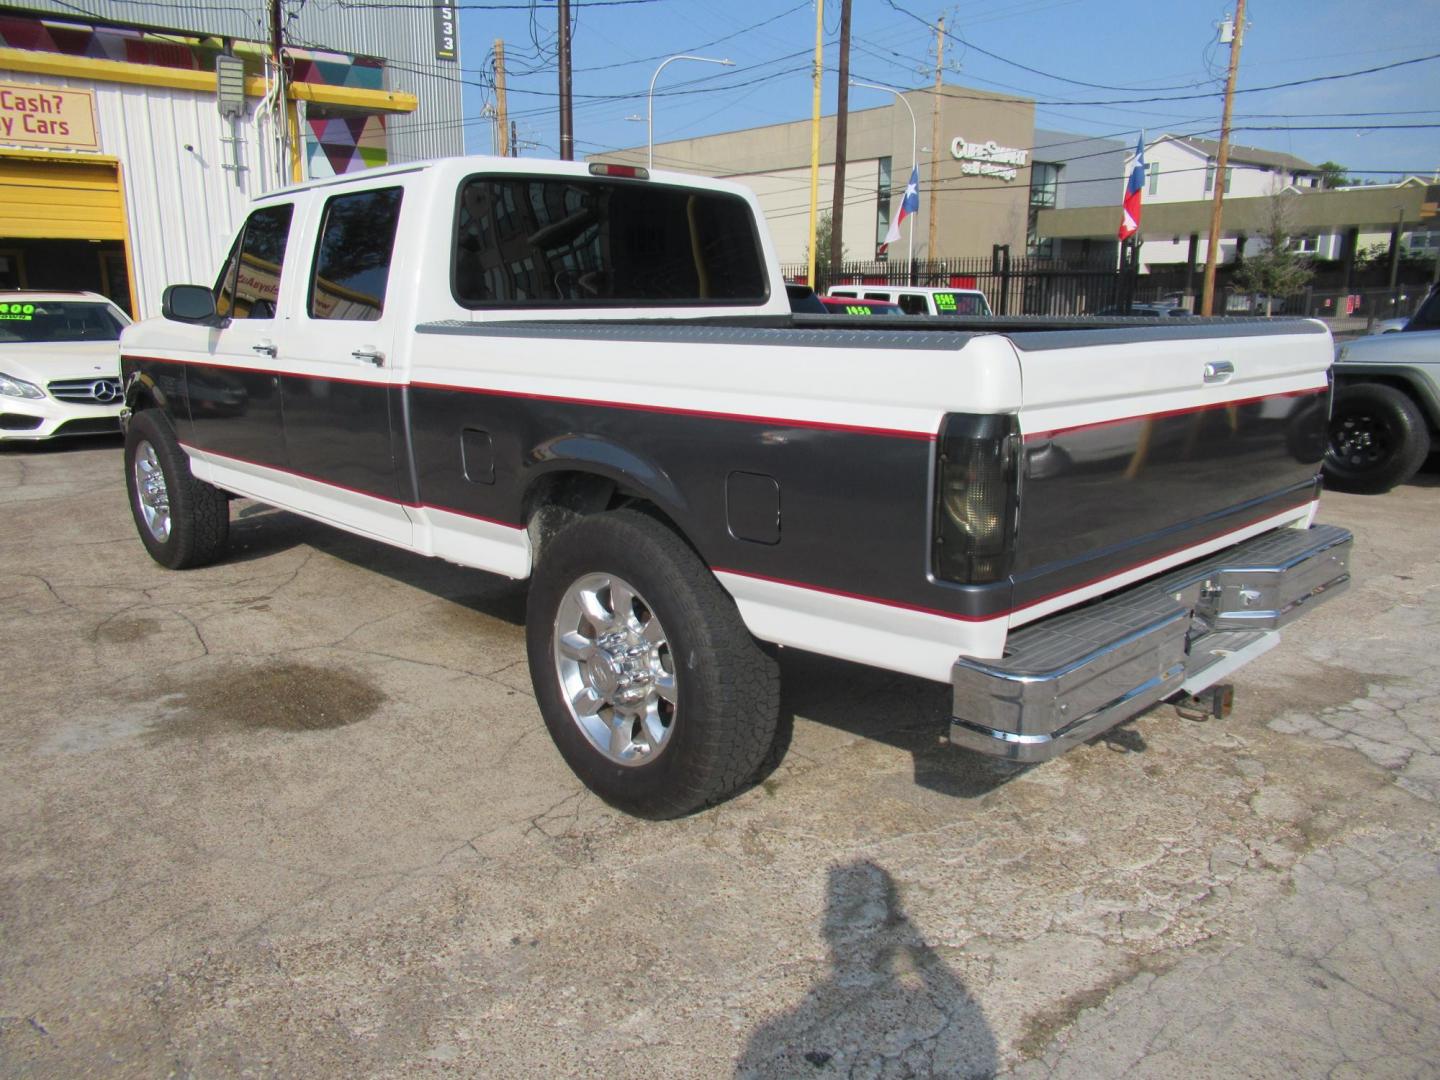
[1,437,1437,1078]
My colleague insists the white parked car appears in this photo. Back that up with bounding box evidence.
[0,291,131,441]
[825,284,992,316]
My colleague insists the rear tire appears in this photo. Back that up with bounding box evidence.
[1323,383,1431,495]
[526,509,781,819]
[124,410,230,569]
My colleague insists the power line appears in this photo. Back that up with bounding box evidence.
[883,0,1215,93]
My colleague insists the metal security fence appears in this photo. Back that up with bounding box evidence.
[784,255,1438,321]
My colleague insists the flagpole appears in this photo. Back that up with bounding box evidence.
[850,80,916,283]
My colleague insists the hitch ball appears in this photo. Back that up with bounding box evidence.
[1173,683,1235,722]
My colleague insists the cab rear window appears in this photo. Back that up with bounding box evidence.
[452,175,768,307]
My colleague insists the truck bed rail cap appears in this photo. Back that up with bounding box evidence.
[415,319,975,352]
[1009,317,1328,351]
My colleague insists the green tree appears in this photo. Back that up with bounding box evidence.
[1315,161,1351,190]
[1233,192,1314,315]
[808,211,845,266]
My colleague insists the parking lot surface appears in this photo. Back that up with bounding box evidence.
[2,437,1438,1078]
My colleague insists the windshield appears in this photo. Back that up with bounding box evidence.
[929,292,991,316]
[0,300,126,343]
[1406,286,1440,332]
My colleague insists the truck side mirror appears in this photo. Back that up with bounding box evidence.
[162,284,219,324]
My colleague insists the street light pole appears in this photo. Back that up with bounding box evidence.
[648,55,733,171]
[851,80,917,282]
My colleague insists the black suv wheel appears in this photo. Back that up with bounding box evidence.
[1323,382,1431,495]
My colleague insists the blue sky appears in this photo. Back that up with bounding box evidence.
[454,0,1439,180]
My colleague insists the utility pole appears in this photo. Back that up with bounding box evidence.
[494,39,509,157]
[828,0,853,278]
[804,0,824,288]
[927,16,944,271]
[268,0,290,187]
[1201,0,1246,315]
[557,0,573,160]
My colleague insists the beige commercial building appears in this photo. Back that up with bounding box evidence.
[593,83,1036,265]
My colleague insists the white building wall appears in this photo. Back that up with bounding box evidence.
[13,72,278,318]
[731,161,885,267]
[1136,140,1209,204]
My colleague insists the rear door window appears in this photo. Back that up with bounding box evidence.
[453,174,767,307]
[308,187,404,321]
[214,203,293,319]
[897,294,928,315]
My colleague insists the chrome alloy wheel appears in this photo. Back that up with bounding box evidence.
[553,572,677,766]
[132,439,172,542]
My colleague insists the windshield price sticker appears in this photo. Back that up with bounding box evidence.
[846,304,872,316]
[934,293,958,312]
[0,302,36,320]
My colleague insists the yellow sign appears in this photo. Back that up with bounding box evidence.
[0,83,98,151]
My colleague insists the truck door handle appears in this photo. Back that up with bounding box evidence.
[352,346,384,367]
[1204,361,1234,384]
[252,340,277,357]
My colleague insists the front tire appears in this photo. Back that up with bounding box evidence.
[1323,383,1431,495]
[124,410,230,569]
[526,509,781,819]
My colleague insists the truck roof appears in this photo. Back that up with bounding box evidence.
[254,154,758,203]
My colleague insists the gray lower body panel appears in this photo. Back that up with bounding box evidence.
[950,524,1353,762]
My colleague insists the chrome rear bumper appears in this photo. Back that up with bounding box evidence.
[950,524,1352,763]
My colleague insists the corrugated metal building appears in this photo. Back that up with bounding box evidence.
[16,0,464,163]
[0,2,464,317]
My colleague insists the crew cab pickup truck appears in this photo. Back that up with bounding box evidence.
[120,156,1352,818]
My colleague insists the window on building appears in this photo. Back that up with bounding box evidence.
[1027,162,1060,257]
[309,187,404,321]
[1147,162,1160,196]
[214,203,293,320]
[875,156,893,254]
[1407,230,1440,251]
[1029,162,1060,208]
[452,175,767,306]
[1204,158,1216,194]
[1223,167,1233,194]
[1293,235,1319,253]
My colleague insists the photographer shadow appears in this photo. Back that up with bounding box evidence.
[735,859,998,1079]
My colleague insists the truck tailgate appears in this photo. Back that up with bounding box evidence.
[1007,321,1331,625]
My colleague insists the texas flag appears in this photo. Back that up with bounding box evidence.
[879,165,920,255]
[1118,133,1146,241]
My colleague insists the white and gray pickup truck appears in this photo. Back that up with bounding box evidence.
[120,156,1352,818]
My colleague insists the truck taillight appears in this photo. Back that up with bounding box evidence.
[932,413,1020,585]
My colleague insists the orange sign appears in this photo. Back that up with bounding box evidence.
[0,83,99,151]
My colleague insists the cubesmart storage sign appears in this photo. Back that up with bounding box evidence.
[0,83,99,151]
